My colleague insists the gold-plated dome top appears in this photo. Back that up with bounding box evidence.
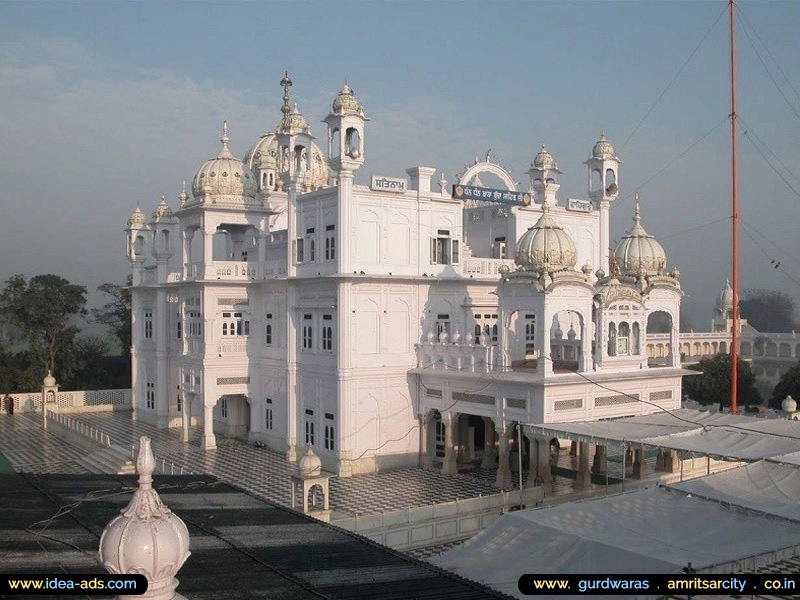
[127,207,147,229]
[533,143,556,170]
[331,83,365,117]
[191,122,257,201]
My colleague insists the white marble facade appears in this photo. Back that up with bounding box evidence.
[126,76,685,477]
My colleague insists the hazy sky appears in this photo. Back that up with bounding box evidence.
[0,0,798,328]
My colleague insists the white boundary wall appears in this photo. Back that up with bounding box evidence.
[0,389,132,413]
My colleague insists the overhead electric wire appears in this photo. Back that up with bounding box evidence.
[739,117,800,200]
[739,216,800,268]
[618,5,727,153]
[738,117,800,188]
[613,116,728,211]
[736,4,800,105]
[736,5,800,125]
[659,216,729,242]
[740,220,800,288]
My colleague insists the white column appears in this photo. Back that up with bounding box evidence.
[419,412,433,469]
[202,402,216,450]
[494,422,512,490]
[442,412,458,475]
[337,170,354,274]
[632,447,647,479]
[181,391,190,443]
[457,414,469,463]
[574,441,592,490]
[534,434,553,491]
[181,229,193,277]
[481,417,496,468]
[592,445,607,475]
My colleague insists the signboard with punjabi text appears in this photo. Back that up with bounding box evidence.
[452,184,531,207]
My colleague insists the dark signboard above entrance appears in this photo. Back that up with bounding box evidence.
[452,184,532,207]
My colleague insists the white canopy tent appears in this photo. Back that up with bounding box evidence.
[432,486,800,600]
[671,460,800,522]
[526,409,800,462]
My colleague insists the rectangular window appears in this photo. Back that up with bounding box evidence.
[146,382,155,409]
[451,239,459,264]
[325,425,335,450]
[176,393,182,413]
[177,321,182,339]
[435,314,450,338]
[265,398,273,430]
[302,314,313,350]
[220,397,228,419]
[265,313,273,346]
[492,237,507,259]
[525,314,536,352]
[325,224,336,260]
[305,409,315,445]
[144,311,153,339]
[322,314,334,351]
[295,238,305,263]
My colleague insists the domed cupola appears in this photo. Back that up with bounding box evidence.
[278,102,311,135]
[592,133,615,159]
[331,84,365,117]
[515,202,577,273]
[533,144,556,170]
[127,207,147,229]
[151,196,172,222]
[613,195,667,277]
[191,121,257,203]
[717,279,734,310]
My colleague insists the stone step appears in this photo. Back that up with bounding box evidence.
[76,447,134,475]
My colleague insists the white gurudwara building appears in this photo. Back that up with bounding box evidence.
[125,74,686,481]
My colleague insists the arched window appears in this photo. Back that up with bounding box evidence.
[475,324,482,339]
[345,127,361,158]
[618,322,631,355]
[591,169,602,193]
[330,128,340,158]
[605,168,616,193]
[222,323,228,336]
[632,322,641,354]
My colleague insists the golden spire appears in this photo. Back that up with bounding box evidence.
[280,71,292,117]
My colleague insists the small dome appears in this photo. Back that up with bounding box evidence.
[43,370,56,387]
[298,443,322,476]
[533,143,556,170]
[613,200,667,277]
[515,202,577,273]
[127,207,146,229]
[783,395,797,413]
[592,134,615,159]
[99,437,190,595]
[278,102,310,135]
[717,279,734,309]
[192,122,257,200]
[331,84,365,117]
[244,132,329,191]
[151,196,171,222]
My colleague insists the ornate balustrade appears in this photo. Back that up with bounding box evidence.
[462,257,516,277]
[415,332,498,373]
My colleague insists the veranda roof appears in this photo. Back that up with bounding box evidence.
[526,409,800,461]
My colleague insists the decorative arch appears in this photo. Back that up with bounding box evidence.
[458,161,517,191]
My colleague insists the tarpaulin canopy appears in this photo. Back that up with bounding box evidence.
[671,460,800,522]
[526,409,800,461]
[431,486,800,600]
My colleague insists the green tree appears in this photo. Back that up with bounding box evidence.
[0,274,87,376]
[740,288,798,333]
[91,276,132,356]
[772,360,800,409]
[683,353,762,409]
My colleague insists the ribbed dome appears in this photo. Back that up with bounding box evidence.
[43,370,56,387]
[151,196,171,222]
[299,444,322,476]
[717,279,734,309]
[592,134,615,159]
[533,143,556,170]
[192,122,257,200]
[515,202,577,272]
[127,207,146,229]
[278,102,310,134]
[99,437,190,598]
[331,84,365,117]
[244,132,329,191]
[613,201,667,276]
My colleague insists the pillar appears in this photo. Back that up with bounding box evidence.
[574,441,593,490]
[592,445,607,475]
[632,447,647,479]
[181,392,190,443]
[442,412,458,475]
[495,423,512,490]
[534,435,553,491]
[481,417,496,469]
[655,449,665,472]
[457,414,469,463]
[202,403,216,450]
[419,412,433,470]
[663,449,680,473]
[569,441,578,456]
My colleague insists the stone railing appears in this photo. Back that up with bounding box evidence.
[0,389,131,414]
[47,410,112,447]
[416,332,498,373]
[462,257,516,277]
[129,443,191,475]
[333,487,542,551]
[217,340,246,354]
[178,260,288,282]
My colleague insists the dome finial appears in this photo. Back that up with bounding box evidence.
[221,120,229,146]
[634,192,641,224]
[280,71,293,117]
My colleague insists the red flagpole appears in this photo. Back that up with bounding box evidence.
[729,0,740,414]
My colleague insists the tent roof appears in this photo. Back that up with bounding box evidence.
[527,409,800,461]
[432,486,800,600]
[671,460,800,522]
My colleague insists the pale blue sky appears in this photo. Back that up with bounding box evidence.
[0,0,798,326]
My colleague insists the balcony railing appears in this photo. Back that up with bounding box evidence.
[462,257,516,277]
[180,261,287,282]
